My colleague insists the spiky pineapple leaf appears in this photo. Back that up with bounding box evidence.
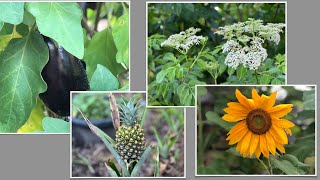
[76,106,129,176]
[154,146,160,177]
[131,145,153,177]
[105,160,120,177]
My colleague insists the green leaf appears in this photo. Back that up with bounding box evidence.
[163,52,176,62]
[236,64,246,80]
[77,108,129,176]
[303,89,315,110]
[0,21,3,31]
[227,67,235,76]
[105,160,120,177]
[286,134,315,162]
[282,154,310,168]
[154,146,160,177]
[0,31,48,132]
[112,12,129,67]
[270,155,300,175]
[89,64,119,91]
[0,2,24,25]
[26,2,84,59]
[156,70,169,83]
[197,59,207,69]
[84,28,123,79]
[260,75,271,84]
[218,62,227,75]
[271,78,282,85]
[205,111,234,131]
[42,117,70,133]
[17,98,45,133]
[22,9,35,26]
[131,145,153,177]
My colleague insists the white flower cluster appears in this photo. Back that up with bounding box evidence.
[223,37,268,70]
[161,27,206,54]
[216,18,285,70]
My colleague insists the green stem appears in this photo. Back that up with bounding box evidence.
[257,158,271,175]
[254,70,259,84]
[121,2,128,14]
[198,97,204,166]
[181,41,207,83]
[268,159,273,175]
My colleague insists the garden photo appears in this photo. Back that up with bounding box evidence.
[0,2,129,133]
[196,85,316,175]
[148,2,286,106]
[71,92,185,177]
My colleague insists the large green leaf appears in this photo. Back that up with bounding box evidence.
[205,111,234,131]
[270,155,305,175]
[89,64,119,91]
[0,21,3,31]
[84,28,123,79]
[112,12,129,68]
[0,2,24,25]
[26,2,84,59]
[17,98,45,133]
[42,117,70,133]
[0,31,48,132]
[303,89,315,110]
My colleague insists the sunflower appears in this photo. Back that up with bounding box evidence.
[222,88,295,159]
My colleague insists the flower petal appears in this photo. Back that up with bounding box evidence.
[235,89,253,110]
[226,123,247,141]
[227,102,250,113]
[275,142,285,153]
[274,119,295,128]
[240,131,252,154]
[270,125,288,144]
[227,121,246,135]
[265,91,277,110]
[266,131,276,156]
[260,134,270,158]
[285,128,292,136]
[223,107,249,117]
[222,114,246,122]
[254,142,262,159]
[249,134,259,157]
[269,104,293,119]
[228,128,248,145]
[252,89,261,108]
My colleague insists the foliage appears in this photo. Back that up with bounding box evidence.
[148,3,286,106]
[197,86,315,175]
[0,2,129,133]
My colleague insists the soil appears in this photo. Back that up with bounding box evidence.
[72,109,184,177]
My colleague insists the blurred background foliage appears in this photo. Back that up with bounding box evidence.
[196,86,315,175]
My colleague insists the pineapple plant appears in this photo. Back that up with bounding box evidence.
[115,98,145,164]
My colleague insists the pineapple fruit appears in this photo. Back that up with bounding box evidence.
[115,98,145,164]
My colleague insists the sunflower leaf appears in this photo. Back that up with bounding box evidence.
[303,89,315,110]
[270,155,300,175]
[205,111,234,131]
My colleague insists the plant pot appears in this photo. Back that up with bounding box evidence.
[72,117,116,147]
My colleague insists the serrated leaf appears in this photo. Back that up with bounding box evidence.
[42,117,70,133]
[260,75,271,84]
[26,2,84,59]
[0,2,24,25]
[112,12,129,67]
[236,64,246,80]
[89,64,119,91]
[84,28,123,80]
[17,98,45,133]
[0,31,48,132]
[270,156,300,175]
[303,90,315,110]
[205,111,234,131]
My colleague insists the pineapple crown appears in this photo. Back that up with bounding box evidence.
[118,97,142,126]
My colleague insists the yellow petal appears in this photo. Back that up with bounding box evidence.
[235,89,253,110]
[275,142,285,153]
[227,121,246,135]
[228,128,248,145]
[227,102,250,113]
[252,89,261,108]
[249,134,259,157]
[270,125,288,144]
[255,143,262,159]
[274,119,295,128]
[223,107,249,117]
[240,131,252,154]
[266,131,276,156]
[269,104,293,119]
[265,91,277,110]
[236,139,243,152]
[285,128,292,136]
[222,114,246,122]
[260,134,270,158]
[259,94,270,110]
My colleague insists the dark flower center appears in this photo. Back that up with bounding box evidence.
[246,108,272,134]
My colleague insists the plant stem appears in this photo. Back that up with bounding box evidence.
[198,97,204,166]
[257,158,271,175]
[254,70,259,84]
[94,2,102,31]
[268,158,273,175]
[181,41,207,83]
[121,2,128,14]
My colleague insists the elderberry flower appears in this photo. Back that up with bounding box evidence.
[161,27,206,54]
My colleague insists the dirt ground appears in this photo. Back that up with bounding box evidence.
[72,110,184,177]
